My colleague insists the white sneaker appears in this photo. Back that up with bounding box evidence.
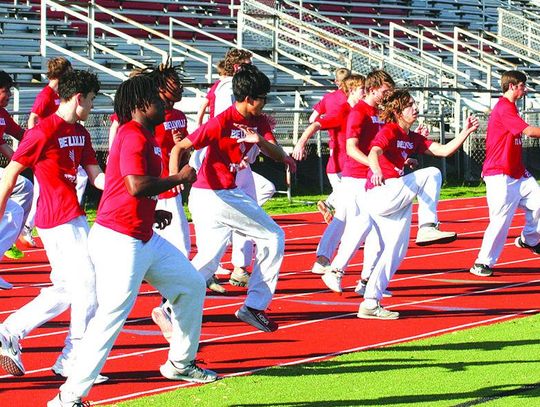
[229,267,250,287]
[0,276,13,290]
[160,360,218,383]
[47,393,86,407]
[0,324,24,376]
[321,269,344,293]
[311,257,330,274]
[20,226,36,248]
[354,280,392,298]
[151,306,173,343]
[357,302,399,320]
[415,224,456,246]
[52,357,109,384]
[215,264,232,275]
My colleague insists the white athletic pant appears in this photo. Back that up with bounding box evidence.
[189,187,284,310]
[154,194,190,257]
[329,177,381,280]
[325,172,342,209]
[25,166,87,230]
[475,174,540,267]
[0,168,33,233]
[364,167,442,302]
[3,216,96,366]
[60,224,206,398]
[0,199,23,254]
[231,167,276,268]
[316,174,346,260]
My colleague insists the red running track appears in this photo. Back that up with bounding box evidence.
[0,196,539,405]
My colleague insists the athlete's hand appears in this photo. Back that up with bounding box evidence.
[291,142,307,160]
[234,124,260,144]
[404,158,418,170]
[370,170,385,186]
[283,155,297,173]
[414,123,430,138]
[154,210,172,230]
[464,115,480,133]
[172,129,186,144]
[177,164,196,184]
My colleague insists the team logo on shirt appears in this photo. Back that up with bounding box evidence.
[515,137,522,145]
[55,98,61,106]
[0,118,5,125]
[154,146,162,157]
[68,149,76,164]
[396,140,414,150]
[163,119,186,130]
[371,116,384,124]
[58,135,85,148]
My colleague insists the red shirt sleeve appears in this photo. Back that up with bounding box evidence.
[12,127,49,168]
[500,101,528,135]
[119,130,151,177]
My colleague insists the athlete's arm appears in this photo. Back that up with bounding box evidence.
[0,144,14,161]
[27,113,39,129]
[124,164,196,198]
[368,146,384,186]
[0,160,26,219]
[196,99,210,126]
[425,116,479,158]
[84,164,105,190]
[108,120,120,150]
[292,121,321,160]
[346,138,369,166]
[522,126,540,138]
[308,110,320,124]
[170,137,194,175]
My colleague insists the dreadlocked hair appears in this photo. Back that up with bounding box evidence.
[114,73,160,125]
[151,60,183,103]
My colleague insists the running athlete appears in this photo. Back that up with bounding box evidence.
[195,59,225,126]
[170,63,295,332]
[0,70,107,381]
[308,67,351,223]
[470,70,540,277]
[360,89,478,319]
[25,57,89,244]
[48,72,216,407]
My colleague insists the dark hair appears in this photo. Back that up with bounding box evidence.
[379,89,412,123]
[232,64,270,102]
[58,69,100,100]
[114,73,160,124]
[0,70,14,89]
[501,70,527,93]
[151,62,183,103]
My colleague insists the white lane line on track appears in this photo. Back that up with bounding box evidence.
[6,271,539,383]
[93,308,537,405]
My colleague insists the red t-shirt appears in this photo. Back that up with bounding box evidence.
[154,108,188,199]
[206,80,220,119]
[313,89,347,116]
[482,97,529,179]
[366,122,433,189]
[96,120,163,242]
[0,108,24,144]
[316,103,351,174]
[12,114,97,228]
[31,86,60,119]
[188,105,275,190]
[342,100,384,179]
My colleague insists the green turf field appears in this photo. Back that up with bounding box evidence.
[109,314,540,407]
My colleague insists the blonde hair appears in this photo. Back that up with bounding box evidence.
[342,74,365,95]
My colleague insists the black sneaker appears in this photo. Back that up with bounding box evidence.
[235,305,278,332]
[515,237,540,255]
[469,263,493,277]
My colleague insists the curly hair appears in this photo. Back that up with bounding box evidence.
[58,69,100,101]
[223,48,253,76]
[379,89,412,123]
